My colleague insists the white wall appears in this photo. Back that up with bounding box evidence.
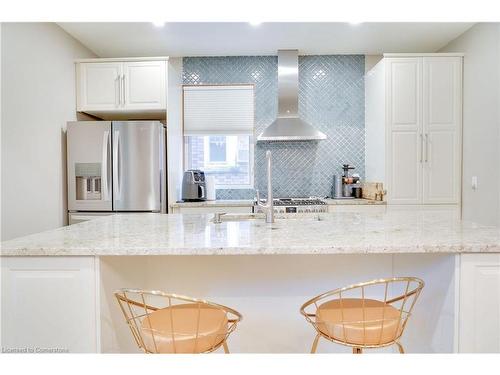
[166,57,184,210]
[439,23,500,226]
[365,54,383,73]
[364,58,385,182]
[1,23,96,241]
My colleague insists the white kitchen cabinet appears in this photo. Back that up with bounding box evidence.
[365,54,463,206]
[122,61,166,110]
[422,57,462,204]
[390,131,423,203]
[386,58,423,204]
[459,254,500,352]
[1,257,100,353]
[77,62,122,111]
[76,57,167,119]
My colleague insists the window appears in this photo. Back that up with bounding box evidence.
[185,135,253,188]
[208,136,227,163]
[183,84,255,189]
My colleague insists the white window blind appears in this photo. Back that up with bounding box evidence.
[183,85,254,135]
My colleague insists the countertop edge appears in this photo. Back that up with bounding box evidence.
[170,198,386,208]
[2,246,499,257]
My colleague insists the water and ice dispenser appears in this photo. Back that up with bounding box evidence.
[75,163,102,200]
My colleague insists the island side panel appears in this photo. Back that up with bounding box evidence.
[1,256,100,353]
[459,253,500,352]
[99,254,456,353]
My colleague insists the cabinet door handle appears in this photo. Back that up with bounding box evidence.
[425,134,429,162]
[121,75,125,107]
[420,134,423,163]
[115,76,119,107]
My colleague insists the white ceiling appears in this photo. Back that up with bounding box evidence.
[58,22,474,57]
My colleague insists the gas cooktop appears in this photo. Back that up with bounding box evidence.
[254,197,328,214]
[271,197,327,206]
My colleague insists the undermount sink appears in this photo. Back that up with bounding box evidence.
[210,213,326,223]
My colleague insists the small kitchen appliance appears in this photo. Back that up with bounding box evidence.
[182,170,207,202]
[341,164,360,199]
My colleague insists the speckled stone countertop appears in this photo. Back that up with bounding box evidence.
[170,198,385,208]
[2,208,499,256]
[170,200,254,208]
[324,198,385,205]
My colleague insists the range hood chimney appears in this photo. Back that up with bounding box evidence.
[257,49,327,142]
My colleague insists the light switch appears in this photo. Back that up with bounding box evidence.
[472,176,478,190]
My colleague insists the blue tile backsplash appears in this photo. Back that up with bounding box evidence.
[182,55,365,199]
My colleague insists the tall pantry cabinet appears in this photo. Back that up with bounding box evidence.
[365,54,463,205]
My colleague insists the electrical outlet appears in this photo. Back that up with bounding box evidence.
[472,176,478,190]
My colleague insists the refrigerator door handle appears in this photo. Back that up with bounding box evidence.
[113,129,121,200]
[425,133,429,163]
[101,130,111,201]
[420,134,424,163]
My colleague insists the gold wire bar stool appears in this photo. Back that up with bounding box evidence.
[300,277,424,354]
[115,289,242,354]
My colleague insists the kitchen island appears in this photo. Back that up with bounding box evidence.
[2,208,500,353]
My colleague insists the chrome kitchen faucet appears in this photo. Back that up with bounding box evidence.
[255,150,275,224]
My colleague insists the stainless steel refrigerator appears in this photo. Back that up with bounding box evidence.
[67,121,166,224]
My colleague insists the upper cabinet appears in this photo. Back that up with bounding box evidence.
[77,62,122,111]
[76,58,167,120]
[122,61,166,110]
[365,54,463,205]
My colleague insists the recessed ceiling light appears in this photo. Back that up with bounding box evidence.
[349,22,362,26]
[152,21,166,27]
[249,21,262,27]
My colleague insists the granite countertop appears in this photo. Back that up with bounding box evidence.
[324,198,385,205]
[2,208,499,256]
[170,200,254,208]
[170,198,385,208]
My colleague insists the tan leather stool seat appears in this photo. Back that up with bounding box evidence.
[141,303,228,353]
[316,298,402,346]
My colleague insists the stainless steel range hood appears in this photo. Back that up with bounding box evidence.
[258,50,327,142]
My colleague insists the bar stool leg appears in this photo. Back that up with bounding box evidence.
[395,342,405,354]
[222,341,230,354]
[310,333,321,353]
[353,347,363,354]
